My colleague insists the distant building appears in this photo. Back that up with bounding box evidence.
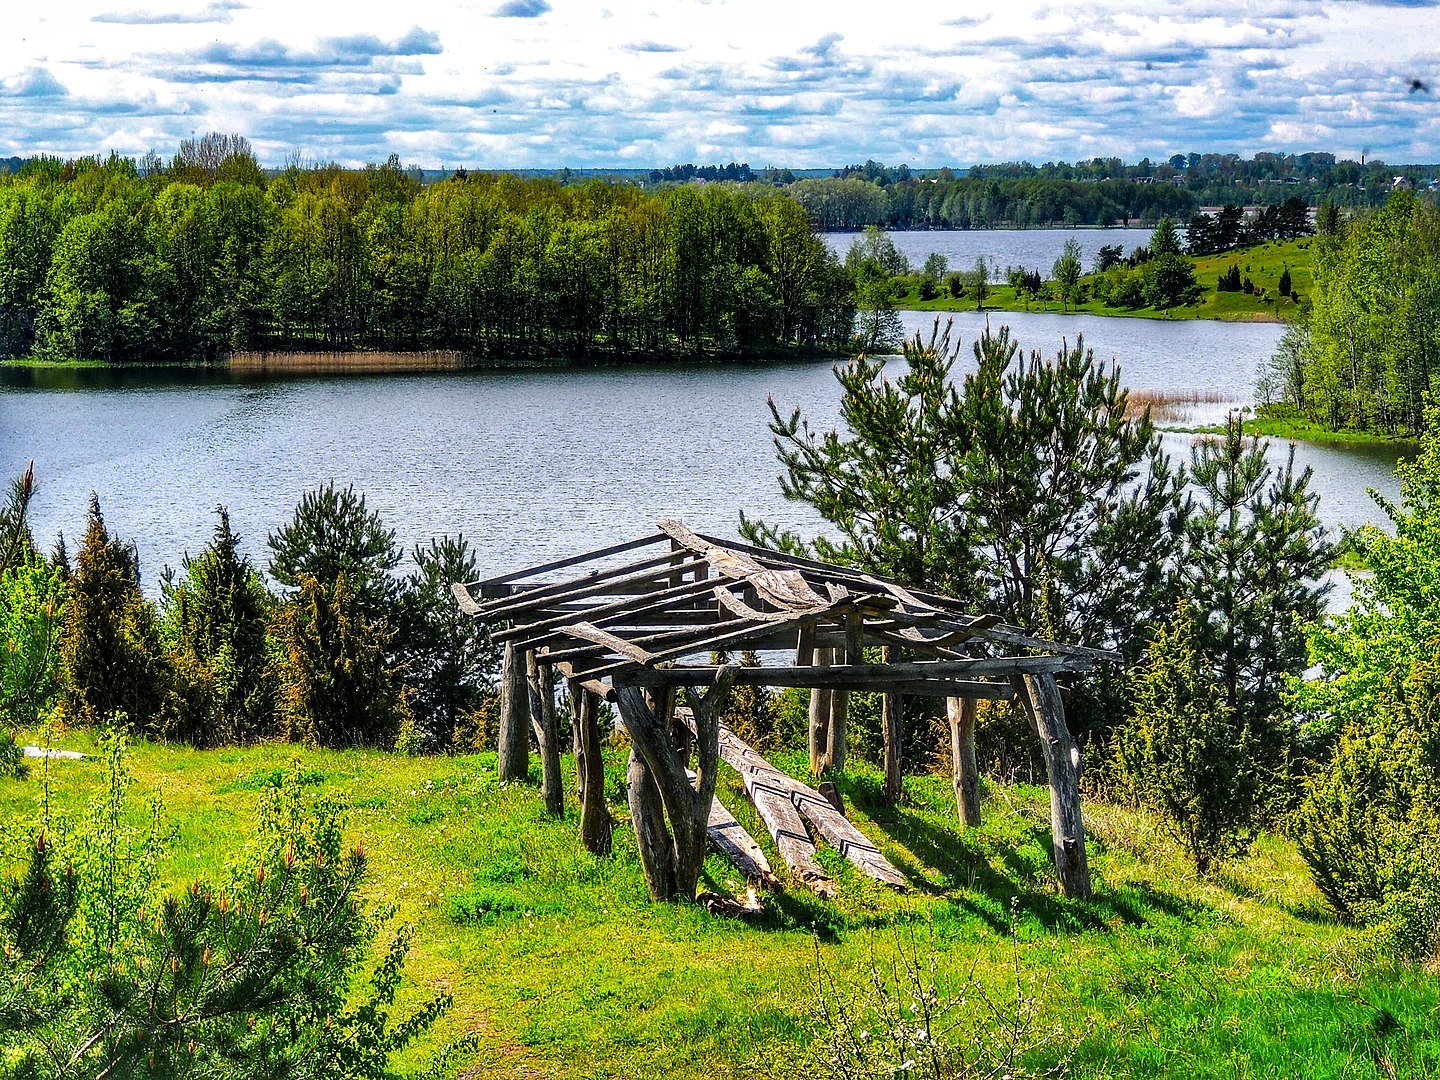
[1393,176,1415,191]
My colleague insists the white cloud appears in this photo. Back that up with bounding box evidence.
[0,0,1435,166]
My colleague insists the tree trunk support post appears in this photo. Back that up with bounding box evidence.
[807,647,833,776]
[614,667,738,902]
[570,682,612,855]
[947,696,981,828]
[882,644,904,806]
[1013,673,1091,899]
[526,649,563,817]
[498,639,530,782]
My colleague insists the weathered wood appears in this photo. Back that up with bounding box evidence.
[527,649,563,817]
[794,620,817,666]
[882,645,904,807]
[606,659,1027,689]
[1013,673,1091,899]
[571,686,612,855]
[736,769,834,897]
[479,552,707,620]
[494,575,720,645]
[708,721,907,891]
[498,641,530,782]
[807,647,833,776]
[471,531,669,592]
[563,621,660,666]
[689,773,779,888]
[947,696,981,828]
[612,668,737,902]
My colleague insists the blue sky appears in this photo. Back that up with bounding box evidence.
[2,0,1437,167]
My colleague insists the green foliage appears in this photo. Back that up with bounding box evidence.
[711,650,776,750]
[274,573,410,748]
[1051,238,1082,311]
[160,508,275,746]
[1140,252,1202,309]
[0,743,454,1079]
[1149,216,1183,257]
[747,321,1183,657]
[58,497,168,732]
[1289,404,1440,955]
[854,278,902,354]
[1115,602,1259,875]
[0,166,851,362]
[1290,191,1440,435]
[0,555,66,728]
[398,535,498,751]
[268,483,401,626]
[1180,414,1332,736]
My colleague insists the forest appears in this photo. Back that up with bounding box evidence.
[1262,191,1440,436]
[4,315,1440,1074]
[0,147,854,365]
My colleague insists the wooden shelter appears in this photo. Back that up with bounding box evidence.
[454,520,1114,902]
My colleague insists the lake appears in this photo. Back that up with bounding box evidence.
[823,228,1159,280]
[0,309,1403,598]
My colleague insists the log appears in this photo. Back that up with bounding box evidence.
[571,683,611,855]
[947,696,981,828]
[713,725,907,891]
[498,641,531,782]
[743,771,835,898]
[689,771,779,888]
[1013,673,1091,899]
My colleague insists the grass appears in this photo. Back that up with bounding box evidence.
[1169,404,1422,448]
[898,237,1316,323]
[3,726,1436,1079]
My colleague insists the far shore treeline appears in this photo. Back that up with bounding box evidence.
[0,145,855,365]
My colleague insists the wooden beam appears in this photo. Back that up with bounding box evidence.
[469,531,669,592]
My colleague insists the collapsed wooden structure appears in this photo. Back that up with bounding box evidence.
[454,521,1114,902]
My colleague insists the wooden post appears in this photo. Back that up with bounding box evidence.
[527,649,563,817]
[498,640,530,782]
[882,644,904,806]
[613,667,737,902]
[1013,673,1091,899]
[570,683,612,855]
[808,647,833,775]
[947,696,981,828]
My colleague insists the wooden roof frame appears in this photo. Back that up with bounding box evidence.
[453,519,1114,702]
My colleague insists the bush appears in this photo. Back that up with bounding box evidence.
[274,573,410,748]
[0,741,459,1078]
[160,508,274,746]
[58,497,167,732]
[1114,601,1259,875]
[0,555,66,727]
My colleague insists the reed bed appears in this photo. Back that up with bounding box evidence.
[225,350,470,374]
[1125,387,1232,421]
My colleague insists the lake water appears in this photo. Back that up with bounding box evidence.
[823,228,1158,279]
[0,309,1403,600]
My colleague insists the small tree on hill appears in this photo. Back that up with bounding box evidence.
[970,256,990,311]
[160,508,274,746]
[1052,239,1082,311]
[1115,600,1259,875]
[398,535,499,750]
[267,483,401,625]
[1278,266,1292,298]
[273,573,408,748]
[59,497,167,731]
[1149,216,1183,257]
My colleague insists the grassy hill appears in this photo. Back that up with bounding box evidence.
[3,728,1434,1079]
[899,238,1316,323]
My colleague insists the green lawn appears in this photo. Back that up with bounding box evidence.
[899,238,1316,324]
[3,727,1434,1079]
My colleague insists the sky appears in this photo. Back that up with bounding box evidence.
[1,0,1437,169]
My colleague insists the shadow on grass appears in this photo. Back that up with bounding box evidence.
[837,773,1207,938]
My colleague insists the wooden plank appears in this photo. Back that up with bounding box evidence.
[1013,673,1092,899]
[470,531,669,591]
[609,658,1042,685]
[451,581,484,617]
[476,551,706,620]
[496,576,720,645]
[688,771,780,889]
[563,621,659,666]
[710,722,907,891]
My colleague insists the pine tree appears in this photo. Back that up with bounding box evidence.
[58,497,167,731]
[1115,600,1259,875]
[274,573,407,748]
[161,508,274,746]
[1278,266,1292,298]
